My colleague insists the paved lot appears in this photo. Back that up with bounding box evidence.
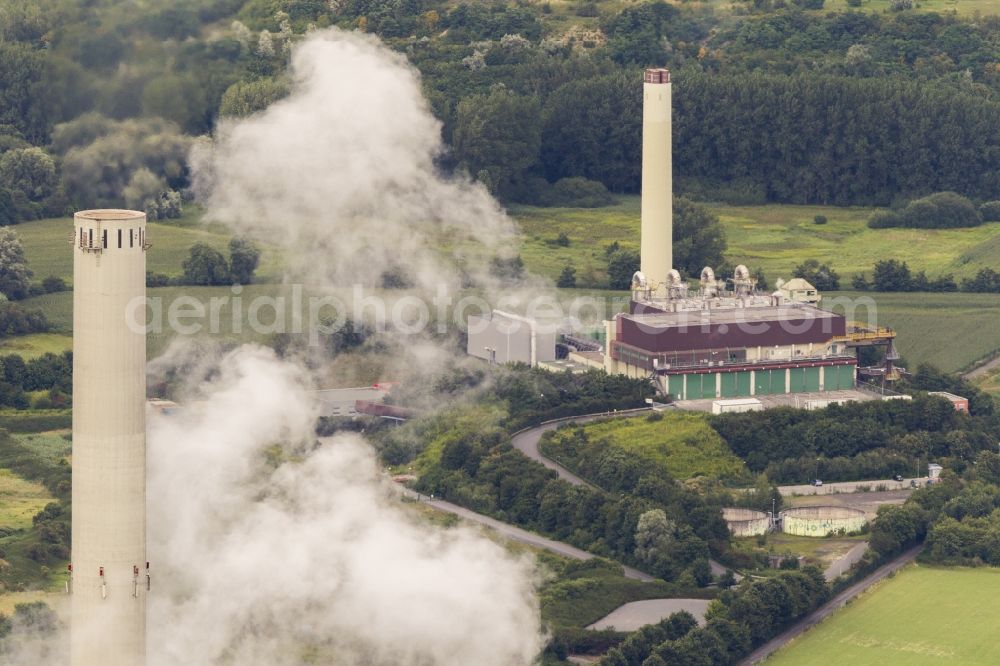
[586,598,712,632]
[786,489,912,519]
[779,479,919,497]
[674,389,877,413]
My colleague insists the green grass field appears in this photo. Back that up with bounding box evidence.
[12,431,71,464]
[0,469,55,532]
[14,206,283,285]
[0,333,73,358]
[769,566,1000,665]
[513,197,1000,287]
[971,365,1000,399]
[733,532,867,570]
[543,412,748,481]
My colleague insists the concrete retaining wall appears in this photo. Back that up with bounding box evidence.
[722,507,770,537]
[780,506,867,537]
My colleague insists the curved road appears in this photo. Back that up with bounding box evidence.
[511,408,735,578]
[510,409,651,489]
[404,490,654,581]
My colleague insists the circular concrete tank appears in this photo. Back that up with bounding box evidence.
[722,508,770,537]
[780,506,867,537]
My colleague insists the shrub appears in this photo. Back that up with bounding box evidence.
[813,215,828,225]
[868,192,981,229]
[556,265,577,288]
[546,177,615,208]
[146,272,171,288]
[980,201,1000,222]
[890,0,913,9]
[41,276,66,293]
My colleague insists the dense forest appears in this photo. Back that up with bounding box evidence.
[4,0,1000,224]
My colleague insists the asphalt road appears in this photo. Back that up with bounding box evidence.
[739,545,922,664]
[405,491,656,582]
[510,408,738,578]
[510,409,651,489]
[823,541,869,581]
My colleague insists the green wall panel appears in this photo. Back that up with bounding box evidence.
[754,370,771,395]
[721,372,738,398]
[805,367,821,392]
[736,371,751,396]
[668,374,684,400]
[789,368,805,393]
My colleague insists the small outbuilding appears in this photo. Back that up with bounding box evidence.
[777,277,821,304]
[929,391,969,413]
[712,398,763,414]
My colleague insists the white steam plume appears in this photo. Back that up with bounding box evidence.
[191,28,520,292]
[147,345,542,665]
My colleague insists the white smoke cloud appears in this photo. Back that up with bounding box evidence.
[147,345,542,666]
[191,28,520,292]
[0,28,550,665]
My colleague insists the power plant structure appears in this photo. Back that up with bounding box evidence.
[640,68,672,287]
[71,209,149,666]
[465,66,898,404]
[598,67,898,402]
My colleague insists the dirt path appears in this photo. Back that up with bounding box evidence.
[963,354,1000,380]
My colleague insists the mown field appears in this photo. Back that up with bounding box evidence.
[512,197,1000,286]
[542,412,748,481]
[769,566,1000,665]
[827,291,1000,373]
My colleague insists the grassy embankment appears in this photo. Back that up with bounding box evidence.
[769,565,1000,665]
[541,412,749,482]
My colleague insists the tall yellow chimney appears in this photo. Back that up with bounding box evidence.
[71,209,148,666]
[640,68,672,288]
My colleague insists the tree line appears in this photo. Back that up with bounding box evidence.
[8,1,1000,223]
[0,352,72,410]
[600,567,828,665]
[710,385,998,484]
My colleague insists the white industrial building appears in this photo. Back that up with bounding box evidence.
[467,310,556,366]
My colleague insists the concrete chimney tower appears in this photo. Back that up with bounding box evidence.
[640,68,672,288]
[71,210,148,666]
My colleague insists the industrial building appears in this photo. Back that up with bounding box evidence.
[929,391,969,413]
[467,310,556,366]
[71,209,149,666]
[594,68,898,402]
[466,67,898,405]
